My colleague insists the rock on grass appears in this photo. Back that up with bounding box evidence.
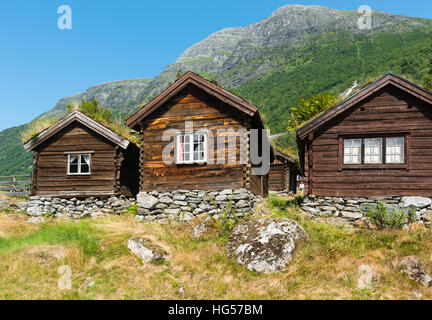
[127,237,167,264]
[225,218,306,274]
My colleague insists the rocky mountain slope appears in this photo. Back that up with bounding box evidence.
[2,4,432,175]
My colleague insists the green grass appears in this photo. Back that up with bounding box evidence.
[0,220,101,256]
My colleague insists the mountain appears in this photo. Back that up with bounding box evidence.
[1,4,432,175]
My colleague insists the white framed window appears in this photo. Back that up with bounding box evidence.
[364,138,382,164]
[176,132,207,164]
[386,137,404,163]
[67,154,91,175]
[344,139,361,164]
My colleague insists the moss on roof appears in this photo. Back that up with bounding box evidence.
[21,99,140,145]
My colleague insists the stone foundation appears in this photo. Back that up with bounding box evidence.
[136,189,257,223]
[269,190,295,197]
[301,195,432,228]
[26,195,135,219]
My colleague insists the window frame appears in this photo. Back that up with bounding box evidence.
[175,132,207,165]
[363,137,383,164]
[67,153,92,175]
[339,133,409,170]
[343,138,362,164]
[385,137,405,164]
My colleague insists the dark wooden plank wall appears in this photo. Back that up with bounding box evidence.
[35,122,117,196]
[249,173,262,196]
[139,85,251,192]
[306,86,432,197]
[269,163,285,191]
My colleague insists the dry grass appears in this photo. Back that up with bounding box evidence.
[0,213,38,238]
[21,117,61,143]
[0,203,432,300]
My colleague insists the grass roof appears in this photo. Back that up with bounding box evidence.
[21,99,140,145]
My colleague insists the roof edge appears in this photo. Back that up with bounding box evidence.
[296,73,432,140]
[125,71,259,130]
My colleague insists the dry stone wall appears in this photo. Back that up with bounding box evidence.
[301,195,432,228]
[26,195,135,218]
[136,189,257,223]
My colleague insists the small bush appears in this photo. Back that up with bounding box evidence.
[287,92,338,130]
[364,202,415,230]
[216,201,240,242]
[125,204,138,215]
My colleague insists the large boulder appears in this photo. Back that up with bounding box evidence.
[395,256,432,287]
[127,237,167,264]
[225,218,306,274]
[137,193,158,210]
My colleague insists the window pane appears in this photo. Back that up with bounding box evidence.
[178,134,192,163]
[81,155,90,173]
[69,155,78,173]
[364,138,382,163]
[192,133,206,161]
[177,133,206,163]
[386,137,404,163]
[344,139,361,164]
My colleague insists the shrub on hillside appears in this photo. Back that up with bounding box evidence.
[287,92,338,130]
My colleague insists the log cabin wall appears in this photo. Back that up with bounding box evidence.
[269,159,286,191]
[138,84,254,192]
[249,172,262,196]
[30,152,39,196]
[305,85,432,197]
[34,122,118,197]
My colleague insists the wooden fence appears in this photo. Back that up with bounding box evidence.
[0,175,31,196]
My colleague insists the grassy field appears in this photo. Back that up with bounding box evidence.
[0,197,431,300]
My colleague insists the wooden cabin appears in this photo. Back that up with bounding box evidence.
[297,73,432,197]
[269,149,298,193]
[126,72,272,197]
[24,111,139,198]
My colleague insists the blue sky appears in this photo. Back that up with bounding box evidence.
[1,0,432,131]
